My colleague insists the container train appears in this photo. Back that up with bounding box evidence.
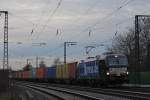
[12,52,129,86]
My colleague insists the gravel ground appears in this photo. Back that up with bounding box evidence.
[0,84,58,100]
[16,85,61,100]
[0,86,21,100]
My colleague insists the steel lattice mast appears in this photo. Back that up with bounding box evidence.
[0,11,8,70]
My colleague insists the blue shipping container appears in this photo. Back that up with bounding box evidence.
[46,66,56,79]
[78,60,99,78]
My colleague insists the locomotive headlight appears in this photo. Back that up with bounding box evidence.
[126,71,129,75]
[106,72,110,75]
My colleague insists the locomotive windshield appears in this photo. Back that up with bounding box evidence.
[107,56,128,66]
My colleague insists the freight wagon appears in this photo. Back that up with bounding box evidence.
[22,71,30,79]
[46,66,56,82]
[36,67,46,82]
[30,68,36,79]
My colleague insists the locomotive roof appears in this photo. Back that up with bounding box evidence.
[100,53,126,60]
[80,53,126,63]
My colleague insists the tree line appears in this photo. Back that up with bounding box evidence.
[108,18,150,72]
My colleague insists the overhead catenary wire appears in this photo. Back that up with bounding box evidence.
[9,5,64,60]
[29,0,133,59]
[47,0,101,40]
[8,12,35,36]
[10,0,135,61]
[60,0,102,38]
[8,0,150,64]
[87,0,135,30]
[66,42,111,60]
[35,0,62,40]
[68,0,101,26]
[63,0,133,57]
[31,0,51,35]
[67,0,135,42]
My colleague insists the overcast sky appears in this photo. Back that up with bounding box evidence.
[0,0,149,70]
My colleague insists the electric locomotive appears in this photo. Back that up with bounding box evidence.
[78,52,129,85]
[100,52,129,83]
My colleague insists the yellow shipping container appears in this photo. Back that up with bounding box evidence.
[62,64,69,79]
[56,65,63,79]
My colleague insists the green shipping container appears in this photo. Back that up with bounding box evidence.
[30,68,36,78]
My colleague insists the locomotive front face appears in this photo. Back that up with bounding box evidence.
[106,55,129,77]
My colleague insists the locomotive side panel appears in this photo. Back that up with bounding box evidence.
[78,60,99,79]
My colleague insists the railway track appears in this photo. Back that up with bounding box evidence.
[16,84,66,100]
[16,82,127,100]
[17,81,150,100]
[47,83,150,100]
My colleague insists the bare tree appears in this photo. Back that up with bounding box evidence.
[108,28,135,70]
[39,61,47,68]
[139,18,150,69]
[23,63,32,71]
[108,18,150,71]
[53,57,61,65]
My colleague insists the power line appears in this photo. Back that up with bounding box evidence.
[9,0,135,62]
[68,0,100,26]
[31,0,51,35]
[15,0,132,46]
[61,0,101,38]
[35,0,63,40]
[87,0,135,30]
[67,0,135,43]
[91,7,150,37]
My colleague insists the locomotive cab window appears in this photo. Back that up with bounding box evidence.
[106,56,128,67]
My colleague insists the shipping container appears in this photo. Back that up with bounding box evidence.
[18,71,23,78]
[46,66,56,79]
[22,71,25,79]
[15,71,18,78]
[78,60,99,78]
[36,67,46,79]
[62,64,69,79]
[68,62,77,79]
[30,68,36,78]
[20,71,23,78]
[56,65,63,79]
[22,71,30,79]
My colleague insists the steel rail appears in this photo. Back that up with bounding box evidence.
[28,82,150,100]
[17,82,104,100]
